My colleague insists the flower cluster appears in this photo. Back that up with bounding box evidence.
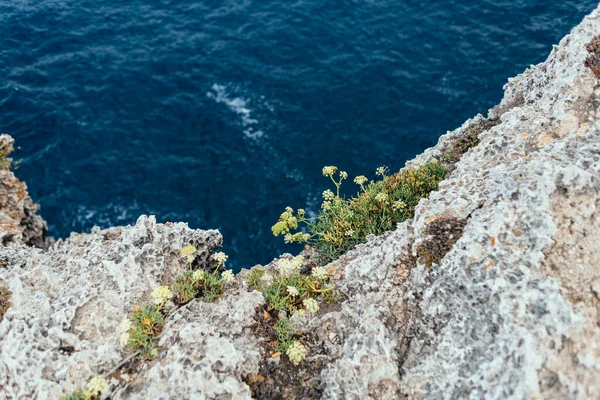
[273,162,446,265]
[85,375,107,398]
[180,245,197,266]
[354,175,368,185]
[221,269,235,283]
[272,207,300,236]
[303,298,319,314]
[287,286,299,297]
[286,341,307,365]
[151,286,173,306]
[322,189,335,201]
[311,266,328,280]
[375,192,388,203]
[284,232,310,244]
[213,251,228,266]
[278,255,303,276]
[322,166,338,177]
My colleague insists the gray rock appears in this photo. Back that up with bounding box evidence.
[1,4,600,400]
[0,134,51,249]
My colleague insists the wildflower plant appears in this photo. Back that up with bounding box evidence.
[119,248,235,360]
[273,316,308,365]
[61,375,108,400]
[246,256,337,315]
[127,303,165,357]
[172,248,235,304]
[272,162,446,264]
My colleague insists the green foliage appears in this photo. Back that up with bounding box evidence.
[273,316,296,353]
[0,286,11,321]
[128,304,165,357]
[252,257,338,315]
[61,390,87,400]
[273,162,447,265]
[172,269,225,305]
[246,268,266,291]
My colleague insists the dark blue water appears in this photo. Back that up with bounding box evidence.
[1,1,596,269]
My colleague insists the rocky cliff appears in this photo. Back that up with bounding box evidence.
[1,6,600,400]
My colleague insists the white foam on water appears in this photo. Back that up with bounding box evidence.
[207,83,264,139]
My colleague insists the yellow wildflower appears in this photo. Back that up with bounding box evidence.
[286,341,307,365]
[151,286,173,305]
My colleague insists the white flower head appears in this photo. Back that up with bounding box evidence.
[393,200,407,211]
[213,252,228,266]
[260,273,274,285]
[286,340,307,365]
[85,375,107,397]
[180,245,197,265]
[311,266,329,280]
[376,166,388,176]
[340,171,348,180]
[279,256,303,276]
[354,175,368,185]
[322,189,335,201]
[303,298,319,314]
[321,201,332,211]
[375,192,388,203]
[151,286,173,305]
[221,269,235,283]
[322,166,338,177]
[192,269,205,282]
[287,286,299,297]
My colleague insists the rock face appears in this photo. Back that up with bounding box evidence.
[0,134,51,249]
[1,6,600,400]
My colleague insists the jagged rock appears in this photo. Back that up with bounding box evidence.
[0,216,222,398]
[0,134,52,248]
[1,4,600,400]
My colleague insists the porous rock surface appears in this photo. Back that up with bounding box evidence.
[0,134,51,249]
[1,5,600,400]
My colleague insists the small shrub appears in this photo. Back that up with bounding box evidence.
[252,256,337,315]
[127,304,165,357]
[273,162,446,264]
[246,268,266,291]
[172,247,234,304]
[273,316,307,366]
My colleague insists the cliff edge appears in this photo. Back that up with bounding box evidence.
[1,6,600,400]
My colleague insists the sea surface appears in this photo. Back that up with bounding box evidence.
[1,0,597,269]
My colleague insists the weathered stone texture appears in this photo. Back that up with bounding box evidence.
[1,5,600,400]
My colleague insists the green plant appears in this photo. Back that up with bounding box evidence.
[255,257,337,315]
[61,375,107,400]
[0,286,11,321]
[127,304,165,357]
[246,268,266,291]
[273,315,296,353]
[172,247,234,304]
[273,162,446,264]
[273,316,307,366]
